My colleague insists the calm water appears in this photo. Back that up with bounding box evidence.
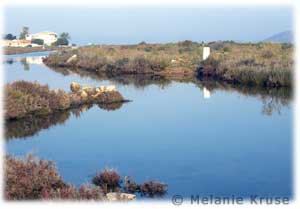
[4,52,293,199]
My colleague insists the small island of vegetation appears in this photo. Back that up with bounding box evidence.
[5,81,128,120]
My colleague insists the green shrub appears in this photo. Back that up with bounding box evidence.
[32,39,44,45]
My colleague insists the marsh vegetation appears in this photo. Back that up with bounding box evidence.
[43,41,293,87]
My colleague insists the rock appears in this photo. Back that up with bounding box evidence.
[93,91,124,103]
[106,192,136,201]
[106,85,116,92]
[99,86,106,92]
[70,82,81,93]
[80,90,88,98]
[82,86,96,96]
[66,54,77,63]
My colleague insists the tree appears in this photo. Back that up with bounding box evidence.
[4,34,16,40]
[19,26,29,40]
[54,32,71,46]
[60,32,71,40]
[55,38,69,46]
[31,39,44,45]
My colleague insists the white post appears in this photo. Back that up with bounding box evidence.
[203,47,210,61]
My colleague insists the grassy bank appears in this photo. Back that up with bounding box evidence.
[4,46,65,55]
[43,41,293,88]
[43,41,203,76]
[5,81,126,120]
[5,154,167,200]
[199,42,293,87]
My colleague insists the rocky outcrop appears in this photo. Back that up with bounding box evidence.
[68,82,126,107]
[66,54,77,63]
[70,82,81,92]
[106,192,136,201]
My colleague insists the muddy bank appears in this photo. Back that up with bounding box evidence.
[5,81,129,120]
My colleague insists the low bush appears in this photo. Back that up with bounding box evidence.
[92,169,121,193]
[32,39,44,45]
[5,154,105,200]
[5,81,70,119]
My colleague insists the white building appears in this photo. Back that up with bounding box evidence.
[26,31,58,46]
[3,40,31,47]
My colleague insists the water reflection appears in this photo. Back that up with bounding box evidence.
[6,103,124,140]
[45,66,292,116]
[5,53,293,198]
[4,54,292,116]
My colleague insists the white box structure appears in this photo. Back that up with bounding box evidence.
[203,47,210,60]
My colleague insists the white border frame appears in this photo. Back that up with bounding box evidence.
[0,0,299,208]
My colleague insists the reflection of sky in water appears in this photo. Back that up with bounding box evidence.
[5,52,293,199]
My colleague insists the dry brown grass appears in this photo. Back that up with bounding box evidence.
[43,41,203,75]
[199,42,293,87]
[5,154,104,200]
[44,41,293,87]
[5,81,126,120]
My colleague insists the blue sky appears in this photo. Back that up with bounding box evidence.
[4,6,293,44]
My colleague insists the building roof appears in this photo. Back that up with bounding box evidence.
[34,31,57,36]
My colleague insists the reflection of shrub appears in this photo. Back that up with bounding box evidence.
[97,102,123,111]
[5,111,70,140]
[92,169,121,193]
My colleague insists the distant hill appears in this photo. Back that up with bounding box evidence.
[263,30,293,43]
